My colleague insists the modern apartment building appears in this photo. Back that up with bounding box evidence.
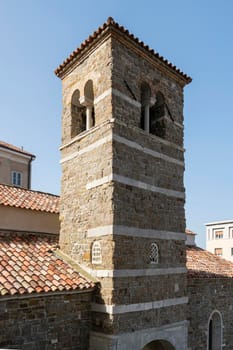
[206,220,233,262]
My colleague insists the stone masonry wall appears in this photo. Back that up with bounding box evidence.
[113,139,184,192]
[94,273,186,306]
[59,123,114,263]
[92,304,187,334]
[112,37,184,146]
[188,277,233,350]
[0,291,92,350]
[113,182,185,231]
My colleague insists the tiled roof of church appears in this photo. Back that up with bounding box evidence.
[0,231,95,296]
[186,245,233,278]
[0,184,59,213]
[0,140,35,158]
[55,17,192,83]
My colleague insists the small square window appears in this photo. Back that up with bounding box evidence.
[12,171,22,187]
[214,248,223,256]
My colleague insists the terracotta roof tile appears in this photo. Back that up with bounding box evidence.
[186,245,233,278]
[55,17,192,84]
[0,184,59,213]
[0,140,35,158]
[0,231,95,297]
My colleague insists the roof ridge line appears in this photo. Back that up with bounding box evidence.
[55,17,192,83]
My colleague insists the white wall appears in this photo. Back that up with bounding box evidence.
[206,221,233,262]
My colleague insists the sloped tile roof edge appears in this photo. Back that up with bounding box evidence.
[0,183,59,213]
[55,17,192,84]
[186,245,233,278]
[55,249,99,284]
[0,287,96,301]
[0,231,96,298]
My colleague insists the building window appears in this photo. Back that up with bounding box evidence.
[208,311,222,350]
[12,171,22,187]
[150,243,159,264]
[231,248,233,256]
[214,248,223,257]
[215,230,223,239]
[229,227,233,239]
[91,241,102,264]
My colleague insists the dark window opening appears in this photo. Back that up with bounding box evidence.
[140,85,167,139]
[71,101,86,137]
[208,319,212,350]
[208,312,222,350]
[140,82,151,132]
[150,92,166,138]
[70,80,95,138]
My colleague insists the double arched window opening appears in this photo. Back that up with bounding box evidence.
[71,80,95,138]
[140,83,167,139]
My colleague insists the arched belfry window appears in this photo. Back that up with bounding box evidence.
[71,89,86,137]
[70,80,95,138]
[140,84,169,139]
[208,310,222,350]
[150,91,166,138]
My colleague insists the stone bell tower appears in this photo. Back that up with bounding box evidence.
[55,17,191,350]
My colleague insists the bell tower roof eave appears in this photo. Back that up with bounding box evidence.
[54,17,192,85]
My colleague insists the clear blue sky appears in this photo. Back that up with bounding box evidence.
[1,0,233,248]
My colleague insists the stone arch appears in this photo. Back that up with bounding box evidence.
[70,80,96,138]
[84,79,94,101]
[207,310,223,350]
[142,339,176,350]
[82,79,95,129]
[71,88,86,137]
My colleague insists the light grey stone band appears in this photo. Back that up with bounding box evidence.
[86,173,185,199]
[60,134,112,164]
[113,134,184,166]
[91,296,188,314]
[87,225,185,240]
[83,266,187,278]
